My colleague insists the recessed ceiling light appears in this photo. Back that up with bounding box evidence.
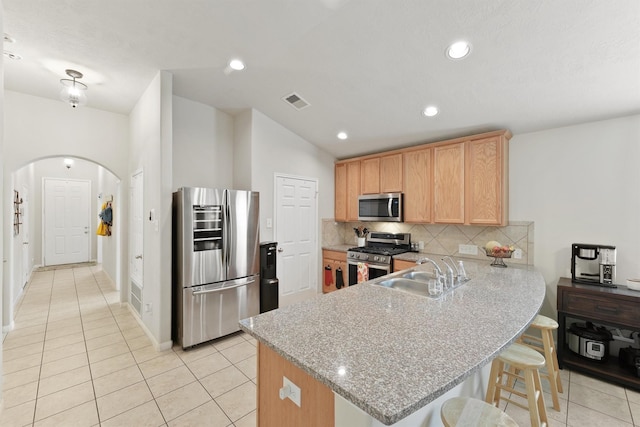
[446,41,471,60]
[337,132,348,140]
[422,106,439,117]
[229,59,245,71]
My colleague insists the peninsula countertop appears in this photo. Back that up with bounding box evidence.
[240,259,545,425]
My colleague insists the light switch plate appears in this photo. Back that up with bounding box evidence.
[459,244,478,255]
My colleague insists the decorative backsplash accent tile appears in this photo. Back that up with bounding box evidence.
[322,219,534,266]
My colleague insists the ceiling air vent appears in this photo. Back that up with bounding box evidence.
[282,92,310,110]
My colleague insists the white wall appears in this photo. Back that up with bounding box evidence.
[97,166,120,284]
[233,109,253,190]
[510,114,640,316]
[172,96,234,190]
[249,109,336,242]
[128,71,173,349]
[1,0,5,395]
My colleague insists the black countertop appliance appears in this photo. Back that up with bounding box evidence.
[260,241,279,313]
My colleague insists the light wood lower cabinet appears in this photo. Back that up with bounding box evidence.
[322,250,347,293]
[393,259,416,272]
[258,342,334,427]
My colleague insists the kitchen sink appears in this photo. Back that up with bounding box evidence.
[402,271,437,282]
[376,278,432,298]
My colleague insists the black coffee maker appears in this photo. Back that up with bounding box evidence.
[571,243,617,287]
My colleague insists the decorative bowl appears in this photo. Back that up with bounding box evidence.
[482,248,514,267]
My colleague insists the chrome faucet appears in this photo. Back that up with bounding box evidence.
[440,258,456,289]
[416,257,446,287]
[442,256,469,285]
[416,257,443,275]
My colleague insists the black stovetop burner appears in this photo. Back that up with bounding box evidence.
[347,246,409,256]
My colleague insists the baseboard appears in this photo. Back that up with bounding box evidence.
[124,302,173,352]
[3,321,15,334]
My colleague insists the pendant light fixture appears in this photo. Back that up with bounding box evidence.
[60,69,88,108]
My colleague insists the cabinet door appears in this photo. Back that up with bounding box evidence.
[403,149,431,222]
[346,161,361,221]
[380,153,403,193]
[360,158,380,195]
[433,143,465,224]
[466,136,507,225]
[393,259,416,272]
[334,163,347,222]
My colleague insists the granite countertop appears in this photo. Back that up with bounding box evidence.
[322,244,354,252]
[240,259,545,425]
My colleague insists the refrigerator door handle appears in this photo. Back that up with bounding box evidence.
[192,278,257,296]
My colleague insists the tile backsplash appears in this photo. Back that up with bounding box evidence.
[322,220,534,266]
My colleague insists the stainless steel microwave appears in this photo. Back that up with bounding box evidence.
[358,193,403,222]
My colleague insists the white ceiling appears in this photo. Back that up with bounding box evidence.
[3,0,640,159]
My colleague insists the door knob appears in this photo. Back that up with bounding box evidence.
[23,242,29,245]
[277,248,284,253]
[135,255,143,259]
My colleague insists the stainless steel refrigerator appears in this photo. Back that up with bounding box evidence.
[173,187,260,349]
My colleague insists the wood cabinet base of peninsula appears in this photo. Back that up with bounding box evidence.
[258,342,335,427]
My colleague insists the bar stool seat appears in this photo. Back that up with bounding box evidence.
[441,397,519,427]
[486,343,548,427]
[518,314,563,411]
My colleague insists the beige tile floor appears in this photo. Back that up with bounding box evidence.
[1,265,257,427]
[4,264,640,426]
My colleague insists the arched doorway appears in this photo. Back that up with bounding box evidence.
[3,156,124,331]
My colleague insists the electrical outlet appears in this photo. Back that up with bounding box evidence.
[513,249,523,259]
[459,244,478,255]
[279,376,301,407]
[266,218,273,229]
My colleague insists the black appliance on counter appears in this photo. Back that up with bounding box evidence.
[259,242,279,313]
[571,243,617,287]
[346,232,411,285]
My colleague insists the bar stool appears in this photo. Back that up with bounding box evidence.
[517,314,563,411]
[486,343,548,427]
[441,397,519,427]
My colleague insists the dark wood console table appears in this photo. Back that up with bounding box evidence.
[557,277,640,390]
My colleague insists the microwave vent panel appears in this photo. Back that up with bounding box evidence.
[282,92,310,110]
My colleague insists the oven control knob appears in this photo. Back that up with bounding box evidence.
[374,256,379,262]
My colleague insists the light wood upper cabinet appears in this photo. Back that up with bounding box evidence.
[433,142,465,224]
[361,158,380,194]
[346,161,361,221]
[334,130,510,225]
[403,148,431,223]
[335,161,361,221]
[465,135,508,225]
[334,163,347,222]
[380,153,403,193]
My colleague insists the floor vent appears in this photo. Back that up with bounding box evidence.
[282,92,310,110]
[131,281,142,314]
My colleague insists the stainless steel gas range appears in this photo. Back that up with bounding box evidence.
[346,232,411,285]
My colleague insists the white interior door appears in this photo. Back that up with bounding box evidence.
[43,178,91,266]
[129,171,144,312]
[275,175,318,306]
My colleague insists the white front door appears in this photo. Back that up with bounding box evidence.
[275,175,318,306]
[43,178,91,266]
[129,171,144,312]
